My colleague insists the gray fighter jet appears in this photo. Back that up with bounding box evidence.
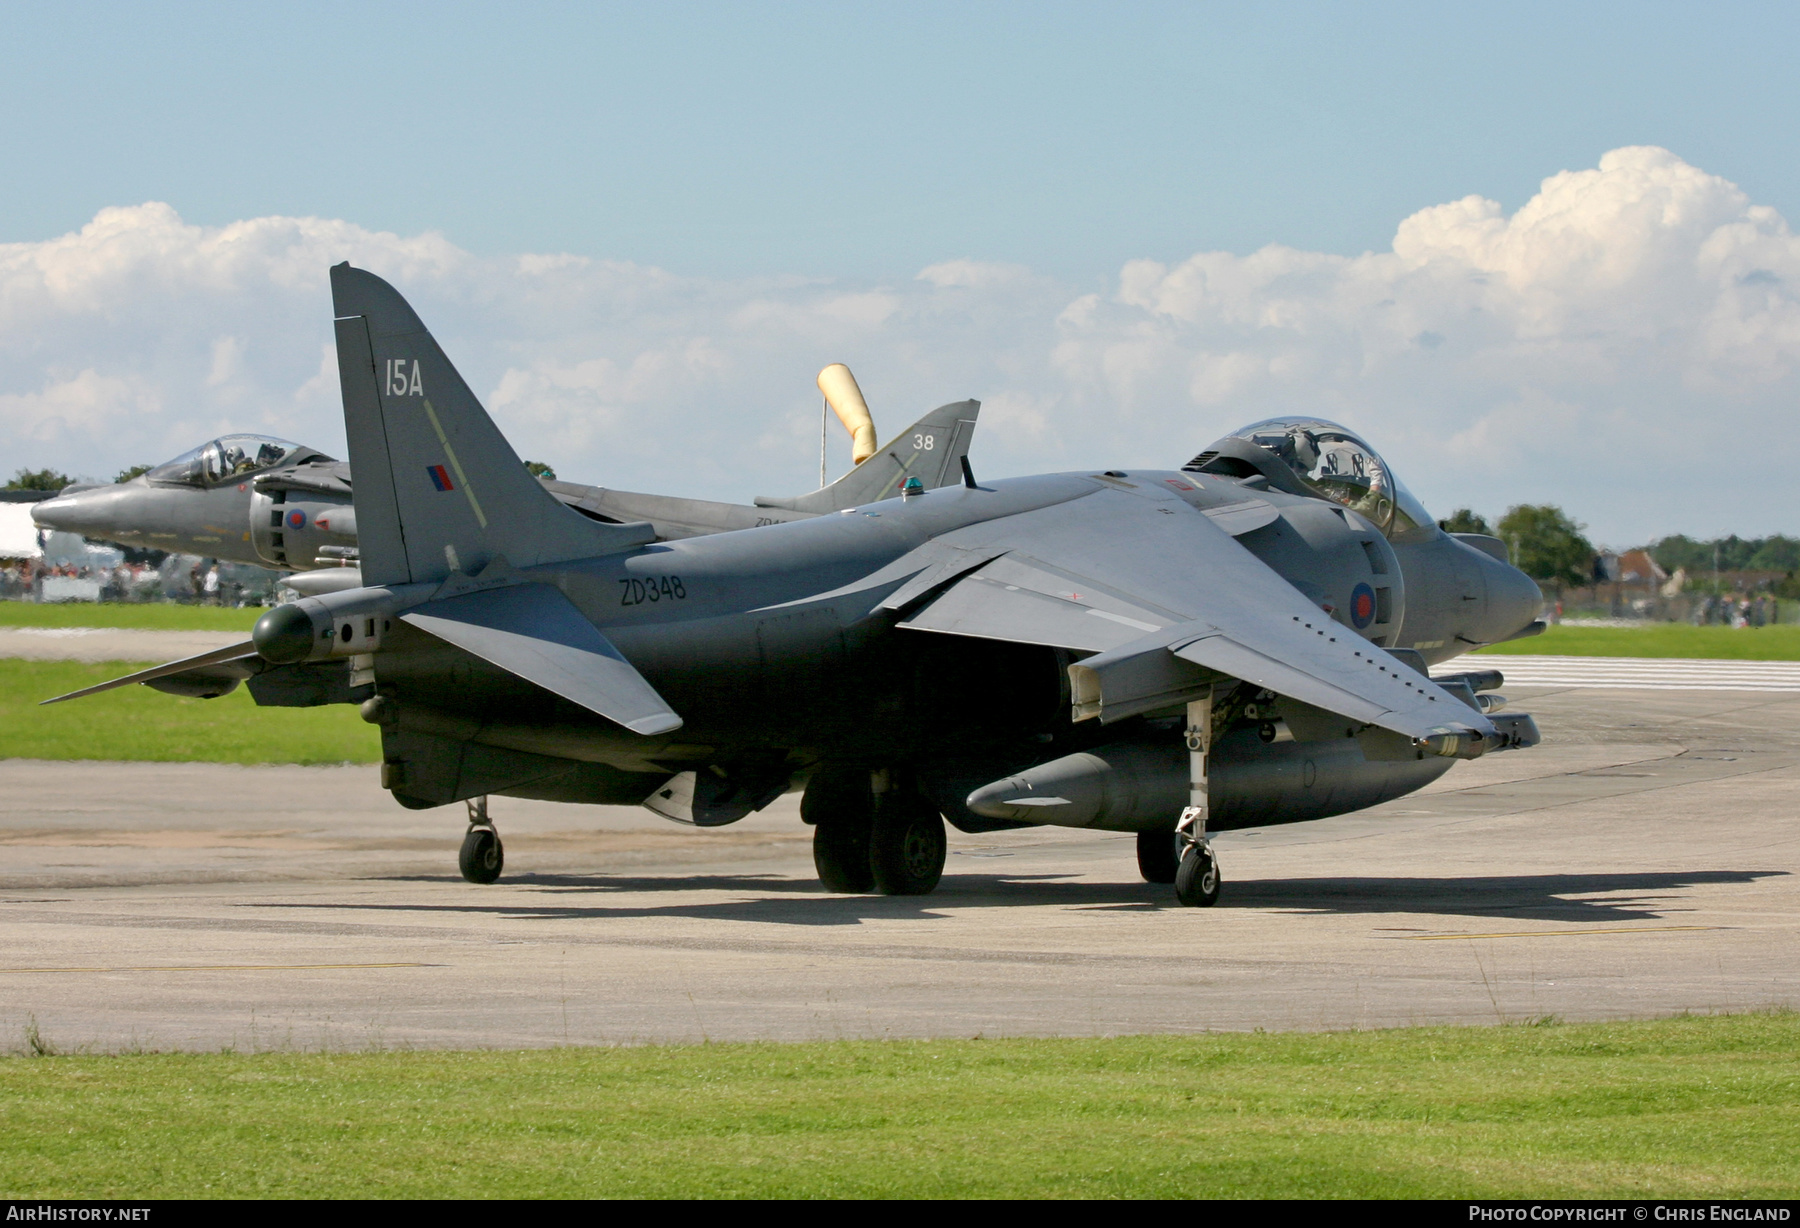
[49,265,1546,907]
[30,386,979,596]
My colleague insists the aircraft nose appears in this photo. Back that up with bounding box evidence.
[31,488,115,536]
[1481,553,1545,639]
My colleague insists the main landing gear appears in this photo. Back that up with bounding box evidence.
[458,795,504,884]
[806,769,946,896]
[1136,831,1179,884]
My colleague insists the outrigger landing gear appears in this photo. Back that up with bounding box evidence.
[1174,689,1222,907]
[1174,822,1220,907]
[458,795,504,884]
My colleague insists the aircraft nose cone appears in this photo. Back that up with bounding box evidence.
[29,493,95,534]
[1483,555,1545,639]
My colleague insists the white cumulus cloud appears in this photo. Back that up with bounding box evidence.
[2,147,1796,544]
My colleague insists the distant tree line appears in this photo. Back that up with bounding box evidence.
[1439,504,1800,596]
[6,467,75,491]
[1648,534,1800,575]
[1438,505,1594,589]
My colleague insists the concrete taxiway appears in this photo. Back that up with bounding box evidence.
[0,627,246,663]
[0,680,1795,1050]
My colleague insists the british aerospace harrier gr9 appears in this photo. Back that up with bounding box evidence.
[50,265,1546,907]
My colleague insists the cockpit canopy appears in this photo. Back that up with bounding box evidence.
[1184,418,1435,540]
[145,436,311,487]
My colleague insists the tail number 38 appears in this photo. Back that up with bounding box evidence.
[620,575,687,605]
[913,433,935,450]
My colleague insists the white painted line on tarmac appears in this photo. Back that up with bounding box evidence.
[1464,655,1800,691]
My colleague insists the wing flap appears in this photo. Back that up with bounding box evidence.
[402,584,682,736]
[1171,631,1407,730]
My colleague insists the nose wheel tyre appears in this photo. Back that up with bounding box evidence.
[870,796,946,896]
[1174,843,1219,907]
[459,826,504,884]
[1136,830,1179,884]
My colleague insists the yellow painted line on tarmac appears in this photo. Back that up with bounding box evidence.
[0,962,439,973]
[1398,926,1722,941]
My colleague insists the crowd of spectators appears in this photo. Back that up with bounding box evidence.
[0,557,271,606]
[1693,593,1779,628]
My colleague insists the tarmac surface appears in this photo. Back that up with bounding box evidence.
[1,677,1796,1051]
[0,627,247,663]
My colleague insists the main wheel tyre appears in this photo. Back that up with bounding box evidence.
[869,797,946,896]
[1173,843,1220,907]
[1136,830,1179,884]
[459,827,504,884]
[813,816,875,893]
[806,772,876,893]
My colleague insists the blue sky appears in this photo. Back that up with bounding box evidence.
[5,2,1797,282]
[4,3,1799,544]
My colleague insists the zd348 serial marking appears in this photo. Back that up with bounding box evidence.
[620,576,687,605]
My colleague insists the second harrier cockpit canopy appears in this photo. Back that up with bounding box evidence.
[1183,418,1435,541]
[145,435,321,488]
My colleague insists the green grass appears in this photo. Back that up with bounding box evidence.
[1,1013,1795,1198]
[1478,623,1800,660]
[0,602,263,632]
[0,660,377,764]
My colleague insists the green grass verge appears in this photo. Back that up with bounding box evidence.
[0,660,377,764]
[2,1013,1795,1198]
[0,602,263,632]
[1478,623,1800,660]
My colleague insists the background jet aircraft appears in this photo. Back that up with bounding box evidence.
[31,371,979,595]
[51,265,1546,908]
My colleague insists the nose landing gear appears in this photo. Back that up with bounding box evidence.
[458,795,503,884]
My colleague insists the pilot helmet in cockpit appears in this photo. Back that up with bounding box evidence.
[1185,417,1435,541]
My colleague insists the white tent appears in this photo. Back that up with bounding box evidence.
[0,504,42,559]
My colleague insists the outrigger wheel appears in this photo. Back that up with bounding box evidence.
[458,796,504,884]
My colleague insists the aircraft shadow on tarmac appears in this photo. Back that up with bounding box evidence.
[1220,868,1787,922]
[249,867,1789,927]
